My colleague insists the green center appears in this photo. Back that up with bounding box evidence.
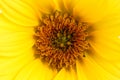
[52,31,72,50]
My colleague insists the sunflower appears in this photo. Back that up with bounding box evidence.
[0,0,120,80]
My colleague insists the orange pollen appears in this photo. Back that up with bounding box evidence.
[33,11,90,70]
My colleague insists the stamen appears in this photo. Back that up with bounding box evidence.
[34,11,90,70]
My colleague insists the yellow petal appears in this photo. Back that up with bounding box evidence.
[53,0,66,11]
[63,0,80,12]
[90,22,120,61]
[78,55,120,80]
[88,0,120,61]
[0,30,34,56]
[89,55,120,79]
[73,0,120,23]
[53,0,79,13]
[0,50,34,79]
[0,0,39,26]
[14,59,57,80]
[94,11,120,30]
[53,68,77,80]
[0,75,15,80]
[35,0,57,14]
[76,61,87,80]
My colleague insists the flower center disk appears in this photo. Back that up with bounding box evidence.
[34,11,90,70]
